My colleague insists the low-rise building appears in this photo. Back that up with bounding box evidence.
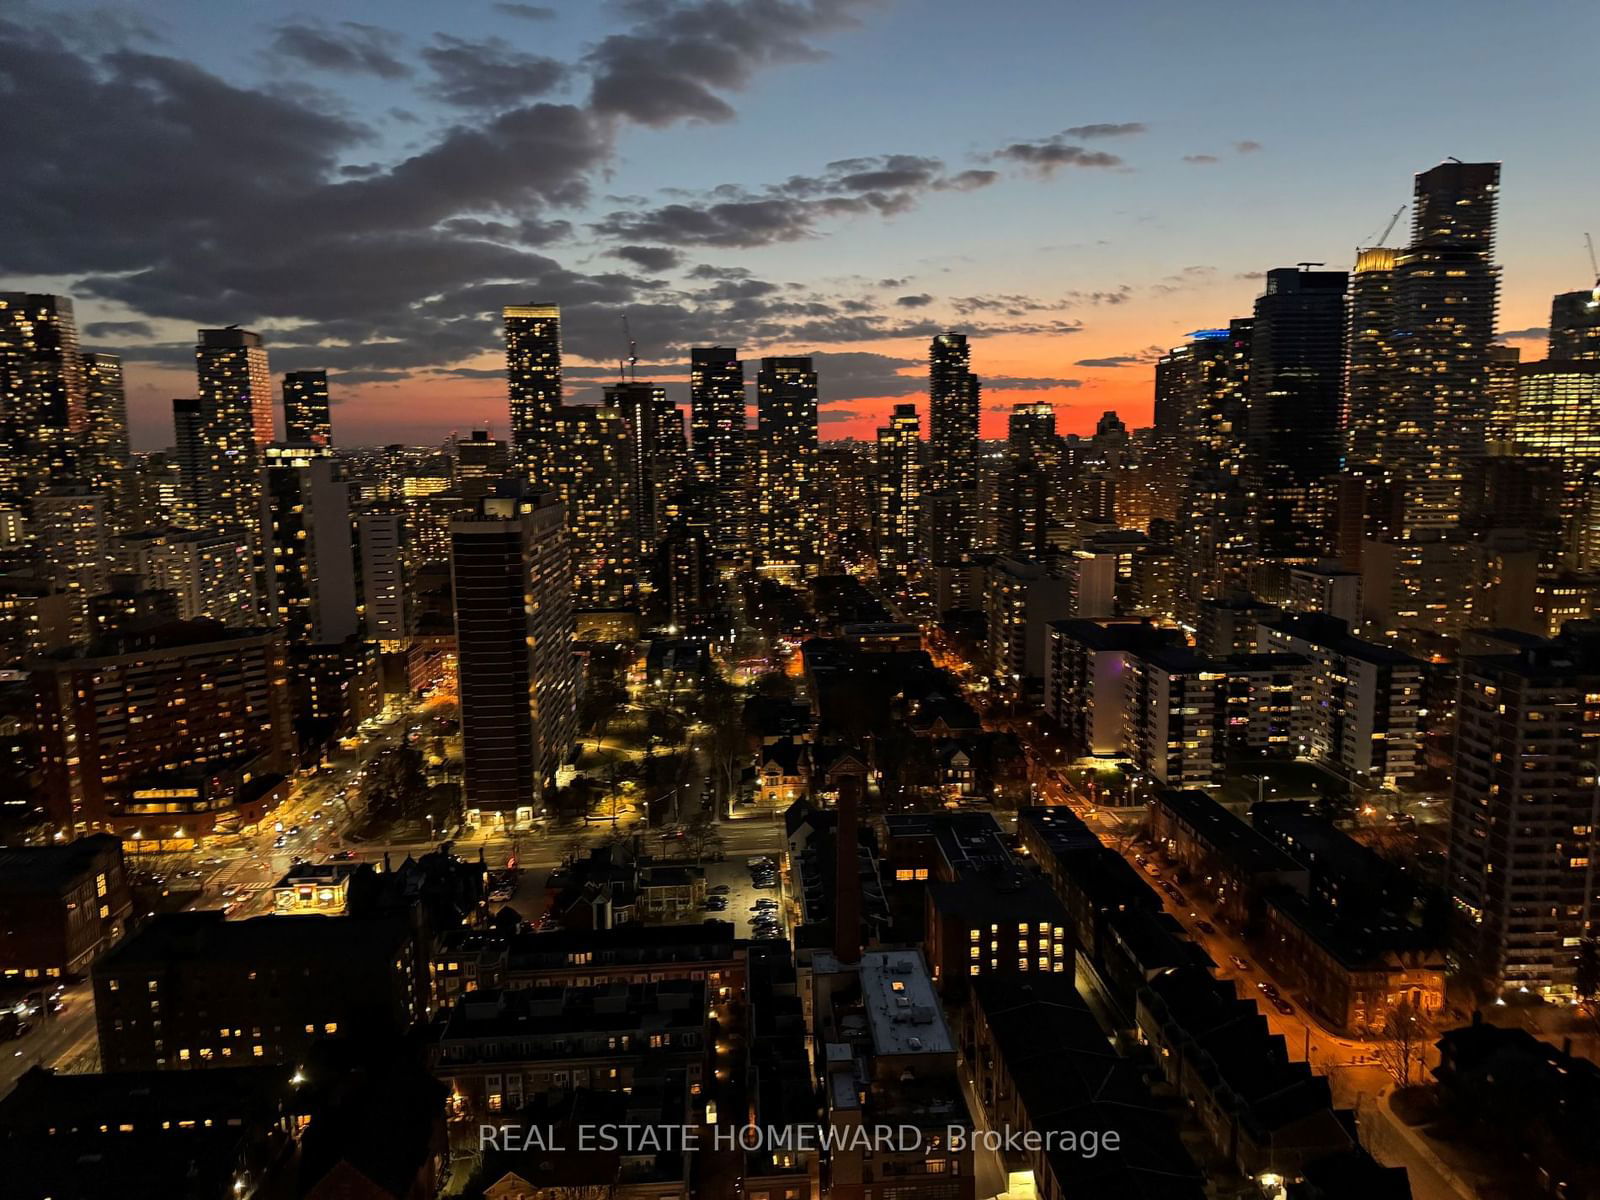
[0,834,130,982]
[271,861,358,915]
[1149,790,1309,931]
[92,911,423,1070]
[429,920,744,1015]
[432,981,709,1121]
[1136,966,1357,1181]
[963,975,1205,1200]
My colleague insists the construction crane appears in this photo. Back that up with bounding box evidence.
[1586,232,1598,288]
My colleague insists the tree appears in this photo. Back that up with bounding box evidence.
[1377,999,1431,1087]
[681,811,724,866]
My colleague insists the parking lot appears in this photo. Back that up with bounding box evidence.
[698,855,783,939]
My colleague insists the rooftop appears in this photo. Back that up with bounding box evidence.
[858,950,952,1057]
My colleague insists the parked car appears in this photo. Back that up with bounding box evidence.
[1193,919,1216,936]
[1229,955,1250,972]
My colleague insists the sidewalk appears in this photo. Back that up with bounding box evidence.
[1357,1089,1477,1200]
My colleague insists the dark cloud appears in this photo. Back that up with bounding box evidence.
[819,408,862,424]
[83,319,156,340]
[268,21,411,80]
[987,376,1082,390]
[1075,355,1140,368]
[421,35,569,108]
[608,245,683,273]
[493,2,558,18]
[0,6,1091,402]
[1064,122,1146,139]
[1183,154,1219,164]
[686,264,753,281]
[1499,326,1549,341]
[586,0,879,127]
[1234,139,1263,153]
[896,293,933,308]
[592,151,996,248]
[989,132,1123,176]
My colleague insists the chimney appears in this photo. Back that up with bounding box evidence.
[834,769,863,965]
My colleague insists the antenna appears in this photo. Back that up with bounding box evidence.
[620,315,639,382]
[1296,261,1326,271]
[1587,233,1598,288]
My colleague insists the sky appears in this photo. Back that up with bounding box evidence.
[2,0,1597,450]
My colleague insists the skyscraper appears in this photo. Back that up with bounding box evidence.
[608,381,679,566]
[754,357,818,577]
[1550,286,1600,361]
[171,397,209,531]
[1247,267,1349,558]
[454,430,510,505]
[259,444,357,646]
[451,486,578,826]
[549,404,639,613]
[0,293,85,511]
[504,305,562,483]
[1448,625,1600,998]
[282,369,332,446]
[875,403,922,577]
[1392,161,1502,532]
[355,508,407,649]
[80,351,132,531]
[689,347,746,555]
[1007,401,1057,463]
[1343,247,1399,478]
[194,327,273,538]
[927,333,980,565]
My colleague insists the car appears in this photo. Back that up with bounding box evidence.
[273,835,287,848]
[1194,919,1216,936]
[1229,955,1250,972]
[287,825,301,836]
[709,885,731,895]
[1257,981,1279,999]
[753,878,778,890]
[221,883,240,897]
[328,850,356,861]
[753,898,777,908]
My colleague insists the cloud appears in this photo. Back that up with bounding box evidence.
[1498,326,1549,341]
[1234,139,1263,153]
[896,293,933,308]
[1152,265,1216,294]
[608,245,683,273]
[987,376,1082,390]
[586,0,880,127]
[591,151,997,247]
[819,408,862,424]
[686,264,753,281]
[0,6,1086,397]
[1064,122,1147,139]
[1074,355,1141,368]
[421,35,569,108]
[988,130,1124,175]
[1183,154,1219,165]
[83,319,156,340]
[493,2,557,18]
[267,21,411,80]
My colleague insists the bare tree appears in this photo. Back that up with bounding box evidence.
[1377,999,1431,1088]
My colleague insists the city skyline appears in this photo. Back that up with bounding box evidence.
[2,0,1596,448]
